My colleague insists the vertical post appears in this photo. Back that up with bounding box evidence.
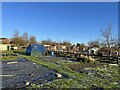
[118,1,120,82]
[118,1,120,65]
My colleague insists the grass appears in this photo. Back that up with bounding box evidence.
[25,56,82,79]
[25,56,119,89]
[1,50,119,89]
[1,50,14,54]
[13,49,26,55]
[1,55,25,61]
[2,56,18,60]
[1,50,26,61]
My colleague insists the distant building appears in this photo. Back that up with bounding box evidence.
[44,44,56,51]
[0,38,11,51]
[0,38,9,44]
[87,47,99,55]
[110,47,119,57]
[50,45,57,51]
[9,40,18,50]
[44,44,50,51]
[0,38,19,51]
[43,44,68,52]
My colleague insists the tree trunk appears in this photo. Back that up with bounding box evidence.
[108,48,111,62]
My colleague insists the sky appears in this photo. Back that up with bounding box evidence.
[2,2,118,44]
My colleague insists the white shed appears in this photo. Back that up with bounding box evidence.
[88,47,99,55]
[0,44,11,51]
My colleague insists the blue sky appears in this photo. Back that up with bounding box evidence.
[2,2,118,44]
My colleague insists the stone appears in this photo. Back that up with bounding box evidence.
[55,73,62,78]
[29,73,34,76]
[36,66,39,68]
[26,81,30,86]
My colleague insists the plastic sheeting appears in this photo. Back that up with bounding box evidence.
[2,58,56,88]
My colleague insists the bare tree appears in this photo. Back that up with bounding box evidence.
[22,32,29,46]
[29,36,37,44]
[18,36,24,46]
[13,29,19,38]
[101,24,115,60]
[41,39,54,45]
[11,30,20,46]
[11,30,25,49]
[62,40,71,46]
[88,40,100,48]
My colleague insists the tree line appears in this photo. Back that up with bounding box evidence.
[10,24,118,56]
[11,30,37,47]
[10,30,72,47]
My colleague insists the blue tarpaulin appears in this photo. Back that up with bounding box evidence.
[25,44,46,56]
